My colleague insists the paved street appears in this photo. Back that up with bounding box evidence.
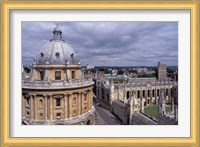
[94,102,122,125]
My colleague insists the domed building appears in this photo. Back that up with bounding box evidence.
[22,25,95,125]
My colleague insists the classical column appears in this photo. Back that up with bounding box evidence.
[22,95,25,118]
[44,94,48,121]
[78,92,81,115]
[80,92,83,114]
[90,89,93,108]
[64,93,68,119]
[49,94,53,121]
[30,94,34,121]
[140,90,143,112]
[33,94,37,120]
[150,89,152,105]
[88,90,91,109]
[68,93,72,118]
[145,90,148,105]
[158,88,160,104]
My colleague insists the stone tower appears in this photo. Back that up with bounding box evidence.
[158,88,166,116]
[157,62,167,80]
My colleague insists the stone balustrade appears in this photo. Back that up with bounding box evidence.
[22,78,94,89]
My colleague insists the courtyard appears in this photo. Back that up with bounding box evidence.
[144,105,171,119]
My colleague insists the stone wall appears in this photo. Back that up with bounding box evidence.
[22,87,94,125]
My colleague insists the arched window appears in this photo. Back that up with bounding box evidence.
[127,91,130,99]
[39,99,43,107]
[55,71,61,80]
[40,70,44,80]
[143,90,145,98]
[166,89,168,96]
[72,71,75,79]
[73,97,76,104]
[55,52,60,57]
[56,98,61,107]
[157,89,159,96]
[148,90,150,97]
[152,90,155,97]
[137,91,140,98]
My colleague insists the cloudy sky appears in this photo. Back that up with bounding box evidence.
[22,21,178,66]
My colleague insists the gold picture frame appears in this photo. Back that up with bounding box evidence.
[1,1,199,146]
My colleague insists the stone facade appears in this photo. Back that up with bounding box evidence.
[22,25,95,125]
[96,76,178,125]
[96,78,174,110]
[157,62,167,80]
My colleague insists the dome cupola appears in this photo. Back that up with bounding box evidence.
[53,24,62,40]
[34,24,79,65]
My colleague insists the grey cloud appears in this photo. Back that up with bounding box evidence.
[22,21,178,66]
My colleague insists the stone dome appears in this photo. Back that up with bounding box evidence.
[35,25,79,65]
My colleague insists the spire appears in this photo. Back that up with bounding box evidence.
[53,24,62,40]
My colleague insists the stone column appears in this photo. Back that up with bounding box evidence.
[68,93,72,118]
[150,89,152,105]
[140,90,143,112]
[64,93,68,119]
[22,95,25,118]
[78,92,81,115]
[168,88,171,103]
[49,94,53,121]
[88,90,91,109]
[156,88,160,104]
[129,97,133,125]
[44,94,48,122]
[80,92,83,114]
[30,94,34,121]
[33,94,37,120]
[145,90,148,106]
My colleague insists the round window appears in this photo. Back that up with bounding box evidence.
[55,52,60,57]
[40,52,44,57]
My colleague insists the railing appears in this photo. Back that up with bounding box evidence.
[22,78,94,89]
[112,81,177,90]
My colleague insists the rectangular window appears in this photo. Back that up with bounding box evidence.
[40,70,44,80]
[40,113,43,118]
[72,71,75,79]
[56,113,61,117]
[55,71,61,80]
[27,111,29,116]
[56,98,61,107]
